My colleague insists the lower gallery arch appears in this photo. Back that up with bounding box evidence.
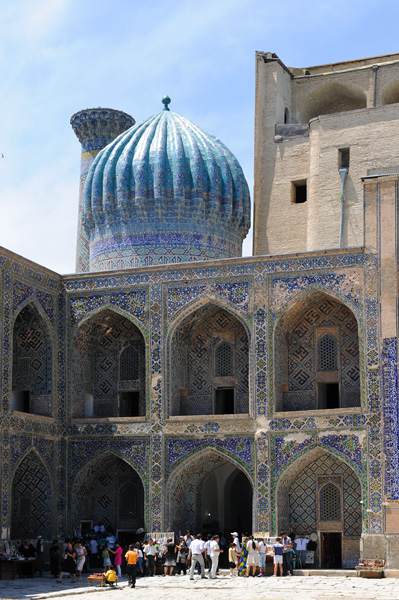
[275,447,362,569]
[11,451,53,539]
[71,453,145,540]
[166,448,253,537]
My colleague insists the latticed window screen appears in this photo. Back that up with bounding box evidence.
[317,334,338,371]
[120,346,139,380]
[215,341,234,377]
[320,483,341,521]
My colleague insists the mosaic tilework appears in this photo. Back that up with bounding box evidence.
[70,290,147,326]
[274,433,364,475]
[166,436,254,475]
[289,453,361,537]
[272,271,362,311]
[167,281,250,319]
[170,306,249,416]
[382,337,399,500]
[13,281,55,325]
[81,106,250,270]
[11,451,52,539]
[70,438,148,478]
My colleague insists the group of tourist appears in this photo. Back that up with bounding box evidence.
[11,526,317,584]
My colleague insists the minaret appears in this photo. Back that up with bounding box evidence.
[71,108,135,273]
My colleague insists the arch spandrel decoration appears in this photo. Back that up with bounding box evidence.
[69,290,148,329]
[69,439,149,484]
[166,437,254,480]
[165,280,251,322]
[13,281,55,325]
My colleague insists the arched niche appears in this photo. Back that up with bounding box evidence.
[166,447,253,535]
[275,447,362,568]
[169,303,249,416]
[11,451,53,539]
[71,453,145,534]
[71,308,146,418]
[273,291,360,413]
[381,80,399,105]
[302,82,367,122]
[12,304,53,416]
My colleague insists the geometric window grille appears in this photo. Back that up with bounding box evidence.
[215,341,234,377]
[120,346,139,381]
[18,357,30,378]
[320,483,341,521]
[317,334,338,371]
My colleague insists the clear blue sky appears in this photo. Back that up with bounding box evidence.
[1,0,397,274]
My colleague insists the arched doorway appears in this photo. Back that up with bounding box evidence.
[169,303,249,416]
[72,309,146,418]
[12,304,52,416]
[11,451,53,539]
[167,449,253,538]
[274,291,360,413]
[276,448,362,569]
[72,453,145,541]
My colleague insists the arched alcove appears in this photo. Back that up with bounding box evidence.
[71,453,145,535]
[274,291,360,412]
[12,304,52,416]
[72,309,146,418]
[381,80,399,105]
[169,304,249,416]
[302,82,367,122]
[275,447,362,568]
[167,448,253,536]
[11,451,53,539]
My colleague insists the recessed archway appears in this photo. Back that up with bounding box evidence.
[169,303,249,416]
[11,451,53,539]
[275,447,362,568]
[72,308,146,418]
[382,81,399,105]
[12,303,53,416]
[302,82,367,122]
[71,453,145,537]
[273,291,360,413]
[166,447,253,537]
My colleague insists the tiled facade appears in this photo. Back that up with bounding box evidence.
[1,52,399,570]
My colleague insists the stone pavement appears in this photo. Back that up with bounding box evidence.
[0,572,398,600]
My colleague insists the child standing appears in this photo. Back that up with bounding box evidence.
[228,543,236,576]
[272,537,284,577]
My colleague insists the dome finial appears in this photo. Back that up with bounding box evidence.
[162,95,171,111]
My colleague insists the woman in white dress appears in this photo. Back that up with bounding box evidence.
[245,536,260,577]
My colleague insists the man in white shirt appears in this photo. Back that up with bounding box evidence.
[189,534,207,580]
[90,537,98,568]
[294,535,309,568]
[205,535,212,574]
[231,532,241,570]
[143,539,157,577]
[209,535,223,579]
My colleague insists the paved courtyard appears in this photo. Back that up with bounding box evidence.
[0,572,398,600]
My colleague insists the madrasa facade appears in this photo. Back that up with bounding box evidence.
[2,51,399,569]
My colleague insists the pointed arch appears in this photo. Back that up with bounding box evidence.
[273,289,361,413]
[72,303,147,339]
[12,302,53,416]
[71,307,147,419]
[11,449,53,539]
[273,445,363,539]
[166,445,254,533]
[70,451,146,534]
[166,298,251,417]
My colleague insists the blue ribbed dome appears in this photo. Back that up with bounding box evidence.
[82,101,250,271]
